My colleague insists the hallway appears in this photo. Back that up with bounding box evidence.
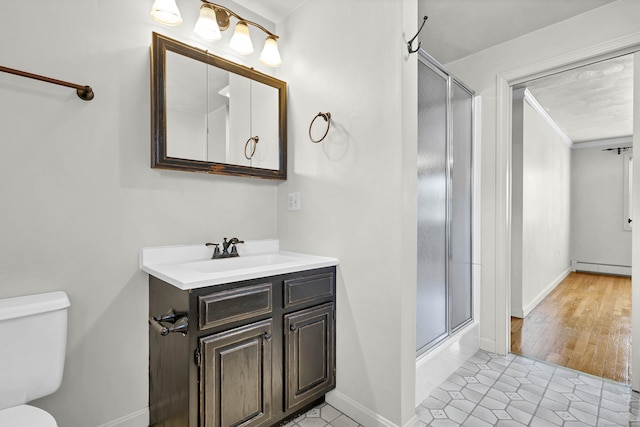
[511,272,631,384]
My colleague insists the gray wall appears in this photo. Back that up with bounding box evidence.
[0,0,423,426]
[511,92,571,318]
[275,1,420,425]
[571,145,632,267]
[0,1,277,426]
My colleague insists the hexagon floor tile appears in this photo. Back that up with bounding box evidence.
[418,350,640,426]
[283,402,363,427]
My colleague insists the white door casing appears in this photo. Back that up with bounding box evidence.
[494,33,640,390]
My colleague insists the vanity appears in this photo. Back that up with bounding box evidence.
[141,241,338,427]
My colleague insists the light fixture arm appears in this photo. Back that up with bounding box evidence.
[407,16,428,54]
[200,0,279,39]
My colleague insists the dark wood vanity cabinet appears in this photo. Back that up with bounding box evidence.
[149,267,336,427]
[284,303,335,411]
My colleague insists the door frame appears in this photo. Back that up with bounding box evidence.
[493,32,640,389]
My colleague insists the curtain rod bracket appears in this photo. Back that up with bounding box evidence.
[407,16,428,54]
[602,146,632,155]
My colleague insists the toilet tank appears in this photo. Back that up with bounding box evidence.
[0,291,70,410]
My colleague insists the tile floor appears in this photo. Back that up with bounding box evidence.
[289,350,639,426]
[284,402,363,427]
[417,350,640,426]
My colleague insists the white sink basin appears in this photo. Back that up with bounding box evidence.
[140,240,338,290]
[184,253,302,273]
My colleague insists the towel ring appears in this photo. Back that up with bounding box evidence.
[244,136,259,160]
[309,112,331,143]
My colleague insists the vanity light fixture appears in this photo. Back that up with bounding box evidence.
[151,0,282,67]
[151,0,183,26]
[228,20,254,55]
[193,6,220,41]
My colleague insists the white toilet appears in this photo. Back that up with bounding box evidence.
[0,291,70,426]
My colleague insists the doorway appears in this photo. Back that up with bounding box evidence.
[506,53,637,384]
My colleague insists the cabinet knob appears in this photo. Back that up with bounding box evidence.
[290,325,298,332]
[263,332,272,341]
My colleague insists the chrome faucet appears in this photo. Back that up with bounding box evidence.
[206,238,244,259]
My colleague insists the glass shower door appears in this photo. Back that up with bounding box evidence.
[449,80,473,332]
[416,60,448,353]
[417,53,474,356]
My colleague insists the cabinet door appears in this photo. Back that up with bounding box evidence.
[284,303,335,410]
[200,319,272,427]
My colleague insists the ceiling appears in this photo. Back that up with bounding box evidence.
[417,0,618,65]
[231,0,302,23]
[520,55,633,143]
[414,0,631,144]
[232,0,631,144]
[232,0,617,63]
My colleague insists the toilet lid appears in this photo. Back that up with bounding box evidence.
[0,404,57,426]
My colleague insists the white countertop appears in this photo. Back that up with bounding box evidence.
[140,239,339,290]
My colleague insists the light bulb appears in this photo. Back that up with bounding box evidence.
[194,6,222,41]
[229,21,254,55]
[259,36,282,67]
[151,0,182,26]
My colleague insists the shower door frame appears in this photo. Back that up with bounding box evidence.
[416,49,475,357]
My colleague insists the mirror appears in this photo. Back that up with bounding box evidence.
[151,32,287,179]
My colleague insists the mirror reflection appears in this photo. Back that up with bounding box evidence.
[151,32,287,179]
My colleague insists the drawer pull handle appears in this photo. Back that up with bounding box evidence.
[290,325,298,332]
[263,332,272,341]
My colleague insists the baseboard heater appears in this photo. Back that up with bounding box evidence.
[571,260,631,276]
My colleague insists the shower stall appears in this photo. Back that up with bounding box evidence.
[416,50,474,356]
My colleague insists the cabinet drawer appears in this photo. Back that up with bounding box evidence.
[199,283,272,330]
[283,272,334,308]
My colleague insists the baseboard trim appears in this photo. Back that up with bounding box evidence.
[327,390,403,427]
[571,260,631,276]
[403,415,420,427]
[511,307,524,318]
[95,408,149,427]
[522,267,571,318]
[480,337,496,353]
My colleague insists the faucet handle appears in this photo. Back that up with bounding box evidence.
[230,244,239,257]
[205,242,221,259]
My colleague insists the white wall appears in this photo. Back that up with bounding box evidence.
[0,1,279,426]
[630,51,640,392]
[275,1,419,426]
[445,0,640,352]
[0,0,489,425]
[511,94,524,317]
[511,91,571,318]
[571,144,632,267]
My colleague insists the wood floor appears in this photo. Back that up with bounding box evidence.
[511,272,631,384]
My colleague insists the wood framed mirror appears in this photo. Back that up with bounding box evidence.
[151,32,287,180]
